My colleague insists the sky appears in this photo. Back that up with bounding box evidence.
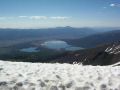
[0,0,120,28]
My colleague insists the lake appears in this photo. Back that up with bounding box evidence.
[20,47,39,52]
[41,40,83,51]
[20,40,83,52]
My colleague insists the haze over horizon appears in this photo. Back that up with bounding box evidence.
[0,0,120,28]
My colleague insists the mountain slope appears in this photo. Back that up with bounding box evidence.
[0,60,120,90]
[0,27,98,41]
[0,27,99,47]
[51,41,120,65]
[67,30,120,48]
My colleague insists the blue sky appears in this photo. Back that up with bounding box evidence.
[0,0,120,28]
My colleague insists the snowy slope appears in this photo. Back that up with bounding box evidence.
[0,60,120,90]
[105,45,120,55]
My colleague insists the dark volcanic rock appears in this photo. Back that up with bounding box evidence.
[51,41,120,66]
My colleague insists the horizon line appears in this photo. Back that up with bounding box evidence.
[0,26,120,29]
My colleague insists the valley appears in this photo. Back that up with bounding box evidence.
[0,27,120,65]
[0,39,84,62]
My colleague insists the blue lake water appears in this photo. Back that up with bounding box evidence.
[20,47,38,52]
[41,40,83,51]
[65,47,83,51]
[20,40,83,52]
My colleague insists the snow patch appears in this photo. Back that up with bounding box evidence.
[0,60,120,90]
[105,44,120,54]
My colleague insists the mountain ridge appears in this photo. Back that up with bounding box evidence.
[51,41,120,66]
[67,30,120,48]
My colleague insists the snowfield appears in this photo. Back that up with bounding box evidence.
[0,60,120,90]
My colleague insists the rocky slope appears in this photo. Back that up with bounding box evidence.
[67,30,120,48]
[51,41,120,65]
[0,60,120,90]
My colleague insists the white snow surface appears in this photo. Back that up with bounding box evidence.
[0,60,120,90]
[105,44,120,54]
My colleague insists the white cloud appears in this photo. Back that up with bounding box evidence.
[18,16,48,19]
[0,16,71,20]
[110,4,115,7]
[29,16,48,20]
[18,16,28,18]
[110,3,120,7]
[50,16,70,20]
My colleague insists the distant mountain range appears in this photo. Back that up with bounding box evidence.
[0,26,105,47]
[0,27,100,41]
[67,30,120,48]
